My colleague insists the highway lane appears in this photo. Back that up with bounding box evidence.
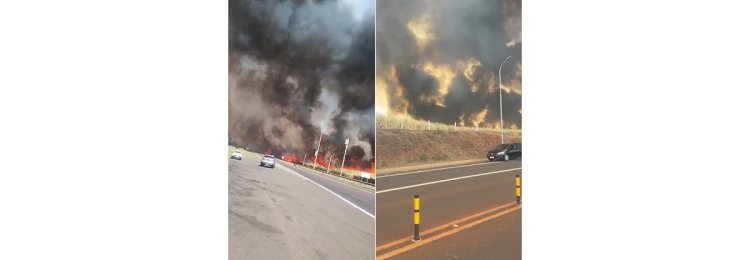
[377,159,521,191]
[393,209,521,259]
[229,153,375,260]
[376,159,521,259]
[278,160,375,217]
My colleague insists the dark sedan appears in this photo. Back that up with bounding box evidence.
[487,143,522,161]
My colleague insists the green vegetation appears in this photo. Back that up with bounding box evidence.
[434,154,449,161]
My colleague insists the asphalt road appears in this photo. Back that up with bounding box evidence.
[283,162,375,216]
[376,159,522,259]
[394,209,521,259]
[229,153,375,260]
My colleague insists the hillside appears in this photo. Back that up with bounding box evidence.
[376,129,521,169]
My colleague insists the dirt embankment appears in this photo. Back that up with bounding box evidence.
[376,129,521,169]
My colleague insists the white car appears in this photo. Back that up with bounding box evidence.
[260,154,275,168]
[230,150,243,160]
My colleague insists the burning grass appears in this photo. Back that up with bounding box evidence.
[279,152,374,179]
[297,161,375,185]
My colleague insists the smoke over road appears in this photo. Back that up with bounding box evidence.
[376,0,522,129]
[229,0,374,169]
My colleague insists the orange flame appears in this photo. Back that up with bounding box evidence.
[282,153,300,164]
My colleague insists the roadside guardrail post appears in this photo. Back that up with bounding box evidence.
[515,174,521,205]
[413,194,421,242]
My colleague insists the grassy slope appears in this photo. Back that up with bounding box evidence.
[376,129,521,169]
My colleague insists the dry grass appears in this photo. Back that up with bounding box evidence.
[300,163,367,179]
[376,129,521,169]
[228,145,368,179]
[376,114,521,138]
[228,145,242,157]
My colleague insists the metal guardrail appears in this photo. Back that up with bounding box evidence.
[295,162,376,186]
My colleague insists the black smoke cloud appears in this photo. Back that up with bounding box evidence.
[229,0,375,166]
[377,0,522,128]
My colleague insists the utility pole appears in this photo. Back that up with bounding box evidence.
[340,137,349,176]
[499,56,512,144]
[314,131,323,169]
[314,110,336,170]
[326,155,333,174]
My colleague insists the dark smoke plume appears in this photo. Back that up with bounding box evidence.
[377,0,522,128]
[229,0,375,167]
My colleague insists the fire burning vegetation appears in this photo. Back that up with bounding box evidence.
[229,0,375,172]
[376,0,522,130]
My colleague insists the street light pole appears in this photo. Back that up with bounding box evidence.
[313,110,336,170]
[340,137,349,176]
[499,56,512,144]
[314,130,323,169]
[326,155,333,174]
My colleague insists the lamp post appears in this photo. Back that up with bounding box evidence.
[313,110,336,169]
[314,131,323,169]
[326,155,333,174]
[340,137,349,176]
[499,56,512,144]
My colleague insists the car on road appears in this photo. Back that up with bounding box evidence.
[230,150,243,160]
[487,143,521,161]
[260,154,276,168]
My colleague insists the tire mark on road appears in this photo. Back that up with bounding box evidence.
[229,209,283,234]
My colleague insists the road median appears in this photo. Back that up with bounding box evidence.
[376,201,520,259]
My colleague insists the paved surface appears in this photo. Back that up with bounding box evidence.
[229,153,375,260]
[393,209,521,259]
[289,163,375,213]
[376,158,488,176]
[376,159,522,259]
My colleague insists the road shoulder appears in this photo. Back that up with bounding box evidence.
[377,158,489,176]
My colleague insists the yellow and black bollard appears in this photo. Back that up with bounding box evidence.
[413,194,421,241]
[515,174,521,205]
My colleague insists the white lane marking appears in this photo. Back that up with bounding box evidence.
[276,162,375,219]
[378,161,506,178]
[376,167,522,194]
[286,162,375,193]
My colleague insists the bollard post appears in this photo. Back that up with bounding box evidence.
[413,194,421,242]
[515,174,521,205]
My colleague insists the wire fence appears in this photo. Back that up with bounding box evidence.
[376,114,522,138]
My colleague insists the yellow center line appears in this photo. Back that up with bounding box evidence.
[376,201,517,252]
[377,204,521,260]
